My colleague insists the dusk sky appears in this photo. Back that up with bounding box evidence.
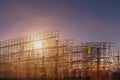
[0,0,120,46]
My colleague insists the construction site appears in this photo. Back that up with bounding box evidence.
[0,30,120,80]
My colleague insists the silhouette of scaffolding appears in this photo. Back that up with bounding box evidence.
[0,30,114,80]
[72,42,112,80]
[0,30,73,80]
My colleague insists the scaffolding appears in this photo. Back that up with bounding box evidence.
[0,31,73,80]
[0,30,115,80]
[72,42,112,80]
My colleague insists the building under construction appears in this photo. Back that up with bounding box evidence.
[0,30,119,80]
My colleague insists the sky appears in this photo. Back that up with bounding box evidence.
[0,0,120,48]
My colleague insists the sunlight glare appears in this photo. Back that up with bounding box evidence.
[33,41,42,49]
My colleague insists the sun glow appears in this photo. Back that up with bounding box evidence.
[33,41,42,49]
